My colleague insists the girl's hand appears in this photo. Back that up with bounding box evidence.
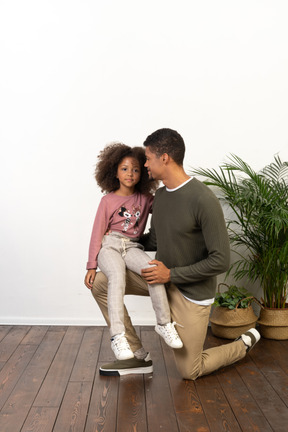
[85,269,96,289]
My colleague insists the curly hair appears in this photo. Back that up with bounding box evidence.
[95,142,159,195]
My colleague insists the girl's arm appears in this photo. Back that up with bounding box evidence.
[86,197,110,270]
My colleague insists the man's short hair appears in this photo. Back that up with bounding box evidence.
[143,128,185,166]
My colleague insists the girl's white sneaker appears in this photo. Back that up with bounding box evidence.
[111,332,134,360]
[155,322,183,349]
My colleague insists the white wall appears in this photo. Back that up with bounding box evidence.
[0,1,287,325]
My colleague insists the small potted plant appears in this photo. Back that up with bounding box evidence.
[209,284,257,339]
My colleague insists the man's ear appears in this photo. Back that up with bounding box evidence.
[162,153,169,163]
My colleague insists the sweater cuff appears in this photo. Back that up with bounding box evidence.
[86,261,97,270]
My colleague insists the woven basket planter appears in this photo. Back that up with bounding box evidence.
[210,305,258,339]
[257,305,288,340]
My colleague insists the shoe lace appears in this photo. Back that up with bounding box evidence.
[172,321,184,329]
[164,322,183,340]
[112,333,130,351]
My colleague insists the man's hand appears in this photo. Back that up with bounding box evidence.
[84,269,96,289]
[141,260,171,284]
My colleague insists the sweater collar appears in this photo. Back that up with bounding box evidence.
[166,177,192,192]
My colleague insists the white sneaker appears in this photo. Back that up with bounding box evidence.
[155,322,183,349]
[111,333,134,360]
[236,328,261,352]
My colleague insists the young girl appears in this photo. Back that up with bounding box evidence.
[85,142,183,361]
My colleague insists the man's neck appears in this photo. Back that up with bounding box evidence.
[161,166,190,189]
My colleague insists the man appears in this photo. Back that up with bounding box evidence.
[87,128,260,379]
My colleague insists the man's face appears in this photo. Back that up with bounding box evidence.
[144,146,164,181]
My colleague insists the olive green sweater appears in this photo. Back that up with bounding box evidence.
[141,178,230,301]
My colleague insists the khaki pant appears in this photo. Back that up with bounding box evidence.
[91,270,246,380]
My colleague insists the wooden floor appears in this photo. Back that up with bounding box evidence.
[1,326,288,432]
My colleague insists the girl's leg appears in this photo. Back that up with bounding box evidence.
[124,245,183,349]
[124,245,171,325]
[91,270,150,353]
[97,243,127,338]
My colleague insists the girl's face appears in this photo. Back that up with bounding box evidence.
[116,157,141,193]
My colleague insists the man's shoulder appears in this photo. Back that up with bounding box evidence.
[189,177,208,191]
[189,178,218,198]
[177,179,220,213]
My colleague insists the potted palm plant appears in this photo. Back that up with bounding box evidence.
[191,155,288,339]
[210,283,257,339]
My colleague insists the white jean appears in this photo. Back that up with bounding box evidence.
[97,232,171,337]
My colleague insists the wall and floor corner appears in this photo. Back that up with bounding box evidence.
[1,1,288,326]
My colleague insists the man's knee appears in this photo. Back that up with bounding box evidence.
[177,363,199,381]
[91,271,108,299]
[174,353,202,381]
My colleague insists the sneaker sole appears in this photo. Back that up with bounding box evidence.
[100,365,153,376]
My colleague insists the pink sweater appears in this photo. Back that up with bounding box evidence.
[86,192,153,269]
